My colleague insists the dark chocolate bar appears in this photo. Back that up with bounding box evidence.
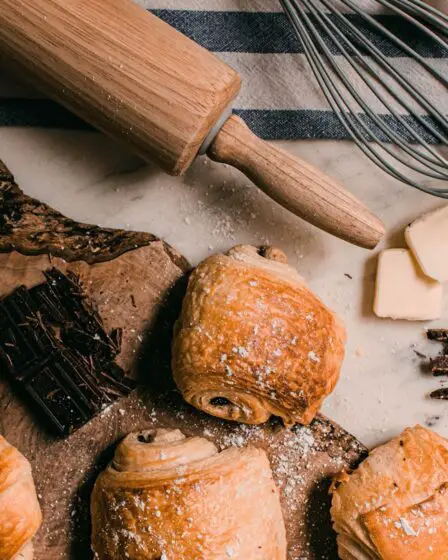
[0,269,134,435]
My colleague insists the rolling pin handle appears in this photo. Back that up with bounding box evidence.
[207,114,385,249]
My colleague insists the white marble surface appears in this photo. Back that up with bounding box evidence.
[0,126,447,448]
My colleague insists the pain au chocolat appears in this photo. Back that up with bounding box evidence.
[172,245,346,426]
[91,428,286,559]
[331,425,448,560]
[0,436,42,560]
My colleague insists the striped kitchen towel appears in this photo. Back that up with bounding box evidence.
[0,0,446,141]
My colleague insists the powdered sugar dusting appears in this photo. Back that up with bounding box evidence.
[208,423,320,511]
[308,351,320,363]
[232,346,249,358]
[396,517,418,537]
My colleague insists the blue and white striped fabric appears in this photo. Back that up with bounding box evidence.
[0,0,447,140]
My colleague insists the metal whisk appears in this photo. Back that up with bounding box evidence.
[281,0,448,197]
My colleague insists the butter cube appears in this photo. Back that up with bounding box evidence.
[405,204,448,283]
[374,249,443,321]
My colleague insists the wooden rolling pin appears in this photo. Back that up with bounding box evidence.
[0,0,385,248]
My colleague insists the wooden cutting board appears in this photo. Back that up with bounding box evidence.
[0,160,367,560]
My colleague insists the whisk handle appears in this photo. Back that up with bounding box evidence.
[208,115,385,249]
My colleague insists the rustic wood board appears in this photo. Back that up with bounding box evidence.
[0,160,367,560]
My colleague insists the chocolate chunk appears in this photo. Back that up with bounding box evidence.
[431,356,448,376]
[427,329,448,343]
[24,350,97,434]
[0,269,135,435]
[430,388,448,400]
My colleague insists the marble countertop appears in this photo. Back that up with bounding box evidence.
[0,126,447,449]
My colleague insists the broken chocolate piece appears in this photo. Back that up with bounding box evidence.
[430,388,448,400]
[23,350,98,434]
[427,329,448,343]
[0,269,134,435]
[420,328,448,395]
[431,356,448,376]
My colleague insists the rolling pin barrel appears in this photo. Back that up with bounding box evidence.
[0,0,385,249]
[0,0,241,175]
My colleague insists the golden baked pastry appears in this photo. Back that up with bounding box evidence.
[172,245,346,426]
[330,425,448,560]
[0,436,42,560]
[91,428,287,559]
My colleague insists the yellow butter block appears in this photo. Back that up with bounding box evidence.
[405,205,448,283]
[374,249,443,321]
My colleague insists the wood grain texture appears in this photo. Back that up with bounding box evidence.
[0,386,367,560]
[0,162,184,266]
[0,163,189,374]
[0,1,385,249]
[0,0,241,175]
[208,115,386,249]
[0,161,367,559]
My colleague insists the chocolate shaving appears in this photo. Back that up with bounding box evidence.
[431,356,448,376]
[430,388,448,400]
[0,269,135,435]
[427,329,448,343]
[425,415,441,428]
[420,329,448,396]
[413,349,427,359]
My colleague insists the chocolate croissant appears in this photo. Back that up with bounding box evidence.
[0,436,42,560]
[91,428,286,559]
[330,425,448,560]
[172,245,346,426]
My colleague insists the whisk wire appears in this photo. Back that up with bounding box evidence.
[287,0,448,178]
[377,0,448,37]
[280,0,448,197]
[301,0,448,176]
[341,0,448,83]
[321,0,448,129]
[282,1,426,185]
